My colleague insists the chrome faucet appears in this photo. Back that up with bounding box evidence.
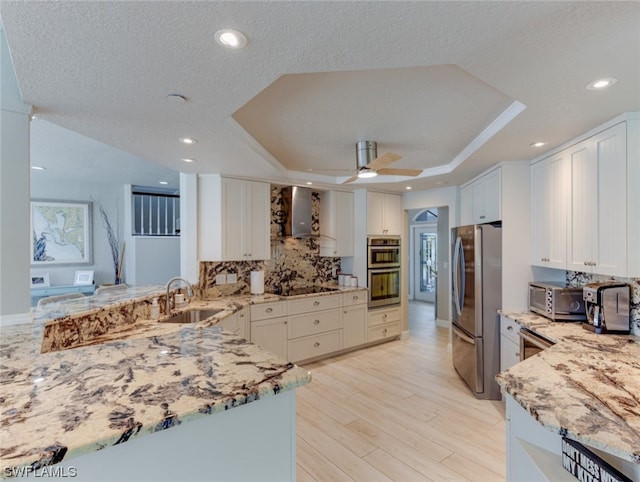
[165,277,194,313]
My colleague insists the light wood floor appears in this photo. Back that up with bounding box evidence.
[296,301,506,481]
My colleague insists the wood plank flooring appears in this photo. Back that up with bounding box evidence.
[296,301,506,481]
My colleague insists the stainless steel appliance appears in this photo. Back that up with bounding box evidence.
[528,281,586,321]
[582,282,631,334]
[519,327,554,361]
[367,237,401,308]
[451,223,502,400]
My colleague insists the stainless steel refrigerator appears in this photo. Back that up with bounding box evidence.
[451,223,502,400]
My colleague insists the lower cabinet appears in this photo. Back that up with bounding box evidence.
[250,317,288,360]
[343,292,367,348]
[218,307,249,339]
[500,315,521,371]
[367,306,401,342]
[288,331,342,362]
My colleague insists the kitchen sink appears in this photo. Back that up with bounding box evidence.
[160,309,224,323]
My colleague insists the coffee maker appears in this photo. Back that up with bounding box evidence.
[582,282,631,334]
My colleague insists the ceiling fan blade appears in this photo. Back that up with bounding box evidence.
[367,152,401,170]
[377,168,423,177]
[342,175,360,184]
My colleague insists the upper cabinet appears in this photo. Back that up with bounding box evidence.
[319,190,354,257]
[367,192,402,235]
[459,167,502,225]
[530,152,568,269]
[198,176,271,261]
[530,116,640,277]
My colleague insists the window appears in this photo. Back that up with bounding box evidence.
[132,186,180,236]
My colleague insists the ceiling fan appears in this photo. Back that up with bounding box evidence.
[342,141,422,184]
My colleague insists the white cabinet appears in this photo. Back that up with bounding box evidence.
[287,294,343,363]
[218,307,249,340]
[367,306,401,342]
[500,315,521,372]
[567,123,628,276]
[319,191,354,257]
[459,167,502,225]
[198,176,270,262]
[250,301,288,360]
[342,291,367,348]
[367,192,402,235]
[530,152,568,269]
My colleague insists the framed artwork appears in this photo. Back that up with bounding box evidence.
[31,200,92,266]
[74,270,94,285]
[30,273,50,288]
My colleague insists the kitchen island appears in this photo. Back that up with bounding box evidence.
[498,311,640,481]
[0,289,313,481]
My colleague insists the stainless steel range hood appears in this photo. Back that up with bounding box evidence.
[281,186,313,237]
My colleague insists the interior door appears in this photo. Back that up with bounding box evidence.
[414,227,437,303]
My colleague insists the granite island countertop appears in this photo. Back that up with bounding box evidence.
[1,286,375,476]
[497,311,640,464]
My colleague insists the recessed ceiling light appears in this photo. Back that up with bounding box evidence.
[436,181,447,186]
[586,78,618,90]
[405,186,412,190]
[530,141,547,148]
[31,166,46,171]
[181,158,196,163]
[357,168,377,179]
[306,182,312,185]
[214,29,248,49]
[159,181,169,185]
[179,137,197,145]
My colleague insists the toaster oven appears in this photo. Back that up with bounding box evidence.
[528,282,586,321]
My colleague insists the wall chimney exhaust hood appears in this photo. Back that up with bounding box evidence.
[281,186,313,237]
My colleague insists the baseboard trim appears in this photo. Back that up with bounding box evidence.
[400,330,410,340]
[435,318,450,328]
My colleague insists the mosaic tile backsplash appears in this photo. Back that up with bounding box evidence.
[199,187,341,298]
[567,271,640,335]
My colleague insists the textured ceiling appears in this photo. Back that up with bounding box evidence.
[1,1,639,192]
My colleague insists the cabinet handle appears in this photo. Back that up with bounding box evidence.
[479,215,486,219]
[313,301,320,306]
[383,328,388,335]
[383,314,388,319]
[507,325,513,331]
[516,352,520,357]
[353,295,358,300]
[314,342,320,348]
[344,311,347,314]
[313,319,320,325]
[284,321,287,325]
[266,307,273,313]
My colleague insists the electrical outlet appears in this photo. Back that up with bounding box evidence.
[227,272,237,284]
[332,267,337,277]
[215,274,226,285]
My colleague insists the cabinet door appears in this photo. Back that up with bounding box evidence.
[594,123,626,276]
[383,194,403,235]
[568,141,597,272]
[343,304,366,348]
[481,168,501,223]
[320,191,354,257]
[367,192,385,235]
[222,178,247,261]
[251,318,288,360]
[219,307,249,339]
[459,184,473,226]
[246,181,271,260]
[500,335,520,372]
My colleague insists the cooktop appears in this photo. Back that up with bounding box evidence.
[267,286,340,297]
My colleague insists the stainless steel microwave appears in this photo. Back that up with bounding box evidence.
[528,282,586,321]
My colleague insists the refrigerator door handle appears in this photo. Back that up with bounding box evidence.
[452,236,464,316]
[453,324,474,344]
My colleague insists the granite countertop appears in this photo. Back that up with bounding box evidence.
[497,311,640,463]
[0,286,374,476]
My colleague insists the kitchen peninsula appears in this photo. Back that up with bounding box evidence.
[498,311,640,482]
[0,287,314,481]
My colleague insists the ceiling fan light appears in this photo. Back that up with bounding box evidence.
[357,168,377,179]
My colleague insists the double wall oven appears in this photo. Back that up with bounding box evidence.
[367,236,401,308]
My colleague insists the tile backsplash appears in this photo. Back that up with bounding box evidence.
[567,271,640,335]
[199,187,341,298]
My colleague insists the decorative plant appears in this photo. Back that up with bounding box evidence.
[95,199,123,284]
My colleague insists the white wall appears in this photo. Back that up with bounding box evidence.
[30,178,124,286]
[129,237,180,285]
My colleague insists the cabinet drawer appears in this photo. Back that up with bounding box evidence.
[288,309,341,339]
[500,315,521,344]
[251,301,286,321]
[287,294,341,315]
[368,307,400,327]
[288,330,342,363]
[342,290,367,307]
[368,322,400,342]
